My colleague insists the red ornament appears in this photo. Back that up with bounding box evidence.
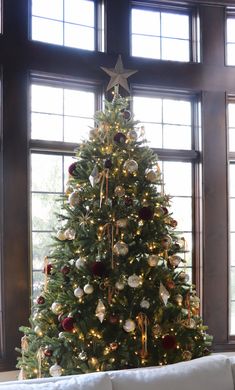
[109,314,119,324]
[114,132,126,144]
[44,348,53,357]
[68,162,78,177]
[91,261,106,277]
[37,296,45,305]
[138,206,154,221]
[61,317,74,331]
[61,265,70,275]
[162,335,177,350]
[43,263,52,275]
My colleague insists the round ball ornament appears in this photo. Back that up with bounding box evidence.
[182,350,192,361]
[79,351,87,361]
[114,132,126,145]
[51,302,62,315]
[178,271,190,283]
[68,191,80,207]
[152,324,162,337]
[68,162,77,177]
[148,254,159,267]
[74,287,84,298]
[84,283,94,294]
[127,129,138,142]
[116,218,128,229]
[123,319,136,332]
[138,206,154,221]
[166,279,175,289]
[161,235,172,249]
[61,265,70,275]
[115,281,125,290]
[34,325,43,336]
[140,299,150,309]
[64,228,76,240]
[114,185,125,197]
[49,363,63,377]
[127,274,142,288]
[175,294,183,305]
[109,314,119,324]
[44,347,53,357]
[184,318,196,329]
[123,159,138,174]
[91,261,106,277]
[145,169,159,183]
[122,110,131,121]
[104,158,112,169]
[75,257,86,269]
[56,230,66,241]
[37,296,45,305]
[113,241,129,256]
[162,334,177,350]
[61,317,74,332]
[168,255,181,267]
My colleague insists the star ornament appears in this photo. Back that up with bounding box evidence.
[101,55,137,93]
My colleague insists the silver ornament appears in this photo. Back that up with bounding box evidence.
[74,287,84,298]
[148,254,159,267]
[58,332,66,339]
[127,274,142,288]
[123,319,136,332]
[115,281,125,290]
[79,351,87,361]
[152,323,162,337]
[84,283,94,294]
[68,191,80,207]
[178,271,189,282]
[168,255,181,267]
[51,302,62,315]
[140,299,150,309]
[34,325,43,336]
[159,282,170,306]
[183,318,196,329]
[75,257,86,269]
[123,159,138,173]
[49,363,62,377]
[127,129,138,141]
[95,299,106,323]
[56,230,66,241]
[64,228,76,240]
[114,185,125,197]
[182,350,192,361]
[145,169,159,183]
[89,165,100,187]
[113,241,129,256]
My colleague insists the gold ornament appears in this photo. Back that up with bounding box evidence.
[145,169,159,183]
[115,280,125,290]
[147,254,159,267]
[175,294,183,305]
[114,185,125,197]
[152,323,162,337]
[84,283,94,294]
[127,129,138,141]
[34,326,43,336]
[183,318,196,329]
[123,159,138,173]
[88,357,99,368]
[56,230,66,241]
[68,191,80,207]
[113,241,129,256]
[51,302,62,315]
[182,350,192,361]
[168,255,181,267]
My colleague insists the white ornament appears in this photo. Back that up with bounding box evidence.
[127,274,142,288]
[56,230,66,241]
[95,299,106,323]
[74,287,84,298]
[68,191,80,207]
[64,228,76,240]
[115,281,125,290]
[75,257,86,269]
[89,165,100,187]
[49,363,62,377]
[58,332,66,339]
[79,351,87,361]
[113,241,129,256]
[148,254,159,267]
[140,299,150,309]
[145,169,159,183]
[84,283,94,294]
[123,159,138,173]
[159,282,170,306]
[51,302,62,315]
[123,319,136,332]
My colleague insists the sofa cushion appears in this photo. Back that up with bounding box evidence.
[110,355,234,390]
[0,372,112,390]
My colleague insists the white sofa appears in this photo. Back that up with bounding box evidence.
[0,354,234,390]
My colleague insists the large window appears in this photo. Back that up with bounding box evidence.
[226,9,235,66]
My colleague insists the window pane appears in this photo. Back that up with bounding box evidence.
[32,193,61,231]
[227,18,235,43]
[64,117,93,143]
[163,124,191,149]
[31,85,63,115]
[64,89,95,116]
[163,99,191,125]
[32,16,63,45]
[132,9,160,35]
[141,123,163,148]
[32,271,44,300]
[64,24,94,50]
[170,197,192,231]
[31,154,63,192]
[32,0,63,20]
[163,162,192,196]
[132,35,160,59]
[64,0,94,26]
[228,103,235,127]
[227,43,235,66]
[229,163,235,197]
[32,232,54,270]
[162,38,190,62]
[133,97,162,122]
[161,12,189,39]
[31,113,63,141]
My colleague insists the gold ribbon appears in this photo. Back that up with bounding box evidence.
[36,347,44,378]
[21,335,29,352]
[137,312,148,359]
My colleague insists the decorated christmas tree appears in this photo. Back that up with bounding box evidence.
[17,57,212,379]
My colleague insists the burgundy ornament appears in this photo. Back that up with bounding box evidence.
[114,132,126,145]
[104,158,112,169]
[61,317,74,332]
[162,334,177,350]
[37,296,45,305]
[138,206,154,221]
[109,314,119,325]
[161,207,168,215]
[91,261,106,277]
[68,162,78,177]
[44,263,52,275]
[122,110,131,121]
[44,348,53,357]
[61,265,70,275]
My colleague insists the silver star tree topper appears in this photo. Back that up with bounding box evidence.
[101,55,137,93]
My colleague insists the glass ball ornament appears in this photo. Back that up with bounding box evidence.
[178,271,190,283]
[145,169,159,183]
[114,132,126,144]
[44,346,53,357]
[114,185,125,197]
[37,295,45,305]
[84,283,94,294]
[64,228,76,240]
[140,299,150,309]
[182,350,192,361]
[49,363,63,377]
[123,319,136,332]
[75,257,86,269]
[74,287,84,298]
[68,191,80,207]
[115,281,125,290]
[61,317,74,331]
[184,318,196,329]
[139,206,154,221]
[127,274,142,288]
[152,323,162,337]
[51,302,62,315]
[168,255,181,267]
[34,325,43,336]
[68,162,77,177]
[113,241,129,256]
[148,254,159,267]
[123,159,138,173]
[127,129,138,141]
[122,109,131,121]
[116,218,128,228]
[56,230,66,241]
[79,351,87,361]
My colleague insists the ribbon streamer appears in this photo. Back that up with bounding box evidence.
[137,312,148,359]
[36,347,44,378]
[102,223,115,269]
[100,169,109,208]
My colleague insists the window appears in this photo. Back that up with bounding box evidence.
[31,0,102,51]
[226,9,235,66]
[30,80,97,299]
[130,5,198,62]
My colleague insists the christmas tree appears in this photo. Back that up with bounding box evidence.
[17,57,212,379]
